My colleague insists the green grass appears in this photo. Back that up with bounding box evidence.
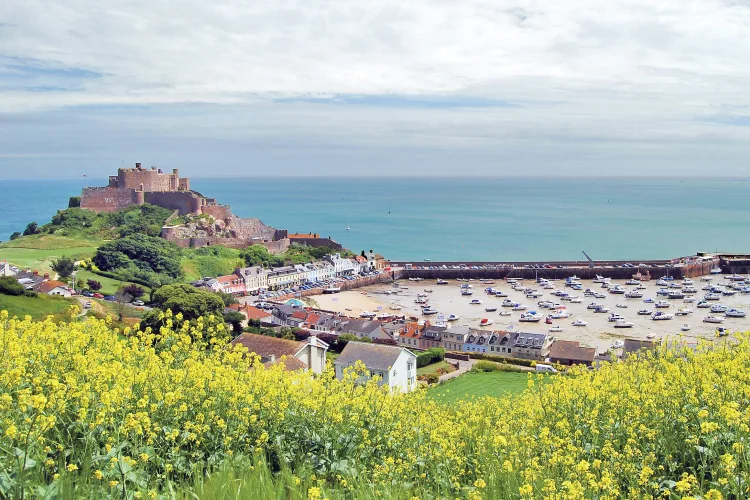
[427,371,531,403]
[74,269,142,296]
[0,294,76,320]
[417,360,455,376]
[0,235,102,273]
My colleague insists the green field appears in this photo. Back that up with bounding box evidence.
[0,235,102,273]
[0,294,76,320]
[74,269,142,296]
[427,371,531,403]
[417,360,455,376]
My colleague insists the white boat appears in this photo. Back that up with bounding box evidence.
[593,275,607,283]
[683,278,694,285]
[415,297,428,304]
[376,313,392,320]
[697,301,711,308]
[593,292,606,299]
[423,288,433,293]
[668,291,685,299]
[587,302,601,310]
[512,304,528,311]
[323,286,341,294]
[502,299,515,307]
[551,310,571,319]
[710,304,728,313]
[519,313,541,322]
[572,318,588,327]
[703,315,724,324]
[470,299,483,305]
[637,309,652,315]
[485,307,498,312]
[422,307,439,315]
[479,318,493,326]
[447,314,459,321]
[499,311,512,316]
[675,308,693,316]
[570,297,583,303]
[593,306,610,313]
[710,267,722,275]
[346,226,351,231]
[625,291,643,298]
[726,308,746,318]
[360,311,376,318]
[616,303,628,308]
[611,340,625,348]
[625,279,641,286]
[494,291,508,297]
[683,297,695,303]
[549,325,563,333]
[436,279,449,285]
[651,311,673,320]
[655,279,669,286]
[655,301,670,308]
[704,293,721,300]
[460,290,473,296]
[389,305,402,311]
[647,332,657,338]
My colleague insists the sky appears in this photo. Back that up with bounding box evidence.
[2,0,750,178]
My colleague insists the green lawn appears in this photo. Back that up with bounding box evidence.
[74,269,142,296]
[427,371,531,403]
[417,360,455,376]
[0,235,102,273]
[0,294,76,320]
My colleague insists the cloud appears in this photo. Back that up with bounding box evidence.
[2,0,750,175]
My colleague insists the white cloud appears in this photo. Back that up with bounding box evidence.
[3,0,750,175]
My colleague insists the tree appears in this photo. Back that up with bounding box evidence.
[123,284,145,300]
[149,284,225,320]
[23,222,40,236]
[9,232,21,241]
[223,311,245,336]
[93,234,182,278]
[51,256,75,279]
[87,279,102,291]
[0,276,25,296]
[279,326,295,340]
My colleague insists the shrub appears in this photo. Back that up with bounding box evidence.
[416,347,445,368]
[51,255,75,279]
[472,360,500,372]
[86,279,102,291]
[469,352,536,367]
[0,276,25,296]
[424,373,440,384]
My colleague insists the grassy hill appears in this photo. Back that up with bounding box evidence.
[0,293,76,320]
[0,234,102,273]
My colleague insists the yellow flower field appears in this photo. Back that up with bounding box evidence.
[1,309,749,499]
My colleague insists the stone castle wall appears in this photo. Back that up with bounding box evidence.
[289,237,342,250]
[80,187,140,212]
[111,166,183,192]
[164,235,291,254]
[144,191,200,215]
[201,205,233,222]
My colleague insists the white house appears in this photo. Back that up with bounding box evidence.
[325,253,355,276]
[315,261,336,281]
[231,333,329,374]
[294,264,312,283]
[36,280,73,298]
[335,343,417,394]
[234,266,269,294]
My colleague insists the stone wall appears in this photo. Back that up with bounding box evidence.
[162,235,290,254]
[144,191,200,215]
[80,187,139,212]
[288,237,342,250]
[202,205,233,222]
[113,167,181,192]
[228,217,278,240]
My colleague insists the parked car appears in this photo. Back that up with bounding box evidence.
[103,295,116,302]
[84,301,92,309]
[82,291,94,297]
[132,300,145,306]
[93,293,104,299]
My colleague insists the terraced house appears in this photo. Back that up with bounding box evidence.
[463,330,491,353]
[234,266,269,294]
[442,326,469,352]
[267,265,304,290]
[488,331,551,360]
[324,253,355,276]
[419,324,445,350]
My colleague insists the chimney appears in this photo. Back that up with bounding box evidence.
[135,162,142,170]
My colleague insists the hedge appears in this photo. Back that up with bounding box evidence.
[456,352,537,368]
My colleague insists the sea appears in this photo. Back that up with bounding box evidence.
[1,177,749,262]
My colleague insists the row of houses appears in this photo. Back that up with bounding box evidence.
[1,261,74,297]
[206,252,387,295]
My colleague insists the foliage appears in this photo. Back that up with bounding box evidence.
[122,284,145,300]
[93,233,182,282]
[86,279,102,291]
[241,244,350,268]
[416,347,445,368]
[4,314,750,499]
[424,373,440,384]
[0,276,25,296]
[23,222,40,236]
[223,310,246,335]
[9,231,21,241]
[68,196,81,208]
[50,255,76,279]
[472,360,501,372]
[181,246,244,282]
[148,284,224,319]
[41,204,173,239]
[469,352,537,367]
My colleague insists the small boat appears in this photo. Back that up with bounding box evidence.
[549,325,563,333]
[697,301,711,308]
[360,311,376,318]
[637,309,652,315]
[683,297,695,303]
[512,304,528,311]
[625,279,641,286]
[703,315,724,324]
[572,318,588,327]
[494,291,508,297]
[616,303,628,308]
[587,302,601,310]
[651,311,673,320]
[570,297,583,303]
[502,299,515,307]
[519,312,541,322]
[593,292,606,299]
[485,307,498,312]
[346,226,351,231]
[668,291,685,299]
[376,313,392,320]
[499,311,512,316]
[726,308,746,318]
[593,275,607,283]
[614,320,635,328]
[415,297,428,304]
[625,291,643,298]
[545,316,553,324]
[655,279,669,286]
[675,308,693,316]
[683,278,694,285]
[479,318,493,326]
[389,305,402,311]
[611,340,625,348]
[436,279,449,285]
[460,290,474,296]
[716,327,729,336]
[447,314,459,321]
[423,288,433,293]
[608,313,624,322]
[655,301,670,308]
[680,324,691,332]
[470,299,483,305]
[643,297,654,303]
[323,286,341,294]
[551,310,571,319]
[710,304,728,313]
[710,267,722,275]
[647,333,657,339]
[593,306,610,313]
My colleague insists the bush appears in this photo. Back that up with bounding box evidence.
[424,373,440,384]
[417,347,445,368]
[86,279,102,291]
[51,256,75,279]
[0,276,25,296]
[472,360,500,372]
[470,352,537,367]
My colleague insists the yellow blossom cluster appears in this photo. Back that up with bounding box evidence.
[1,310,749,498]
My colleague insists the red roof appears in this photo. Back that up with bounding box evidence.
[292,310,308,320]
[401,322,423,339]
[355,256,367,263]
[304,313,320,325]
[217,275,240,284]
[37,280,69,294]
[549,340,596,363]
[231,333,303,358]
[241,306,273,321]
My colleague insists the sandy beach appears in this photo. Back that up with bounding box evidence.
[312,277,750,353]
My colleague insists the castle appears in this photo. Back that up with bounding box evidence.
[79,163,341,253]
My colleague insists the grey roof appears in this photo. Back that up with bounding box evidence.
[512,332,549,349]
[445,325,471,336]
[342,319,384,334]
[335,342,414,372]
